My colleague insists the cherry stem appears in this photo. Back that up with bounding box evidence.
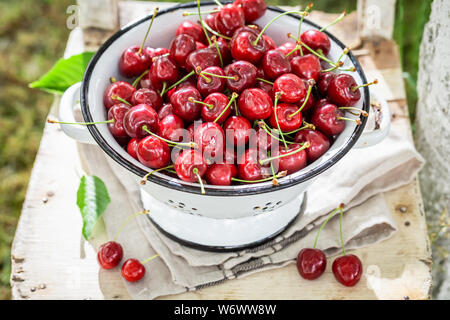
[267,151,279,186]
[110,76,117,83]
[258,121,296,145]
[337,47,349,64]
[140,165,175,185]
[298,39,337,66]
[142,125,196,148]
[297,2,313,56]
[197,0,212,46]
[213,92,238,123]
[159,82,167,97]
[112,95,132,106]
[132,70,149,88]
[113,210,149,241]
[259,141,310,165]
[312,204,344,249]
[195,66,212,83]
[201,20,232,41]
[188,97,214,109]
[339,206,346,256]
[192,168,205,195]
[321,61,343,72]
[138,7,159,55]
[231,171,287,184]
[162,71,195,95]
[351,79,378,92]
[253,10,308,47]
[257,77,274,85]
[337,117,362,125]
[339,66,356,72]
[234,99,239,116]
[319,11,347,32]
[202,70,237,81]
[47,119,114,125]
[339,107,368,117]
[211,36,223,67]
[141,254,160,265]
[273,92,289,151]
[212,0,223,7]
[284,122,316,135]
[285,44,300,57]
[182,9,219,16]
[288,80,315,118]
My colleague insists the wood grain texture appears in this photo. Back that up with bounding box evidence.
[10,1,431,300]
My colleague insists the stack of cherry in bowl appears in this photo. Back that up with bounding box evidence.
[103,0,368,190]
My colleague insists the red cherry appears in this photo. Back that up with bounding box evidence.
[147,47,170,58]
[197,66,226,96]
[201,93,230,124]
[131,88,163,111]
[269,103,303,132]
[205,163,238,186]
[149,55,179,86]
[263,35,276,50]
[123,104,159,139]
[315,98,331,110]
[223,116,252,147]
[205,12,218,32]
[277,41,300,60]
[238,88,273,120]
[215,4,245,37]
[158,114,185,142]
[170,86,202,123]
[176,20,206,44]
[311,103,346,136]
[107,103,130,139]
[169,34,197,68]
[250,126,275,151]
[196,41,207,50]
[193,122,225,161]
[121,258,145,282]
[136,135,170,169]
[327,74,361,107]
[210,37,232,65]
[317,72,336,97]
[230,30,268,64]
[127,138,139,160]
[224,60,257,93]
[256,78,274,97]
[273,73,306,103]
[97,241,123,269]
[104,81,136,109]
[119,46,152,78]
[297,248,327,280]
[235,0,267,22]
[300,29,331,56]
[237,148,269,181]
[273,144,307,174]
[294,129,330,162]
[158,103,174,120]
[290,54,321,82]
[297,82,316,112]
[185,47,221,73]
[174,149,207,182]
[262,49,291,80]
[332,254,363,287]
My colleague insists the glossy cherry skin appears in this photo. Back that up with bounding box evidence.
[170,86,202,123]
[210,37,232,65]
[295,129,330,162]
[269,103,303,132]
[169,34,197,68]
[297,83,316,112]
[238,88,273,121]
[249,127,276,151]
[328,74,361,107]
[301,29,331,56]
[97,241,123,269]
[145,47,170,59]
[158,103,174,119]
[185,47,221,73]
[149,55,179,86]
[205,163,238,186]
[194,122,225,161]
[104,81,136,109]
[196,41,207,50]
[230,30,268,64]
[273,73,306,103]
[205,12,218,32]
[224,60,257,93]
[315,98,331,110]
[215,4,245,37]
[235,0,267,22]
[131,88,163,111]
[174,149,207,182]
[201,93,230,124]
[256,78,274,97]
[297,248,327,280]
[119,46,152,78]
[237,149,269,181]
[317,72,336,97]
[123,104,159,139]
[176,20,206,44]
[107,103,130,139]
[121,259,146,282]
[127,138,139,160]
[137,135,170,169]
[332,254,363,287]
[311,103,346,136]
[273,144,308,174]
[197,66,226,97]
[262,49,292,80]
[290,54,321,82]
[158,114,185,142]
[277,41,300,60]
[263,35,276,50]
[223,116,252,148]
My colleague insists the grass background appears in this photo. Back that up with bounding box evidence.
[0,0,432,299]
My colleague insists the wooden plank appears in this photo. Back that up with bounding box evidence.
[357,0,396,40]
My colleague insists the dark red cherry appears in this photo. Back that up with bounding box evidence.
[297,248,327,280]
[97,241,123,269]
[169,34,197,68]
[300,29,331,56]
[158,103,174,120]
[269,103,303,132]
[107,103,130,139]
[273,144,307,174]
[315,98,331,110]
[223,116,252,147]
[174,149,207,182]
[262,49,292,80]
[170,86,202,123]
[121,258,145,282]
[197,66,226,96]
[185,47,221,73]
[238,88,273,120]
[205,12,218,32]
[256,78,274,97]
[104,81,136,109]
[215,4,245,37]
[230,30,268,64]
[158,114,185,142]
[131,88,163,111]
[176,20,207,44]
[263,35,276,50]
[149,55,179,88]
[273,73,306,103]
[297,83,316,112]
[205,163,238,186]
[119,46,152,78]
[290,54,321,82]
[147,47,170,58]
[196,41,207,50]
[210,37,232,65]
[136,135,170,169]
[328,74,361,107]
[194,122,225,161]
[123,104,159,139]
[224,60,257,93]
[201,93,230,124]
[277,41,300,60]
[235,0,267,22]
[294,129,330,162]
[332,254,363,287]
[311,103,345,136]
[317,72,336,97]
[127,138,139,160]
[237,148,269,181]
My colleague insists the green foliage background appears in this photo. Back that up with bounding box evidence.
[0,0,432,299]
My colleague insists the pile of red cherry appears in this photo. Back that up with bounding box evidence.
[103,0,373,190]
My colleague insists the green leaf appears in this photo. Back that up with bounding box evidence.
[76,175,111,240]
[29,51,95,95]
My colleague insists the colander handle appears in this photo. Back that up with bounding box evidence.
[354,91,391,149]
[57,82,96,144]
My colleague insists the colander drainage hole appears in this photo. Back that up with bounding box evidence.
[265,202,272,206]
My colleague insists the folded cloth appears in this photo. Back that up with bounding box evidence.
[78,121,424,299]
